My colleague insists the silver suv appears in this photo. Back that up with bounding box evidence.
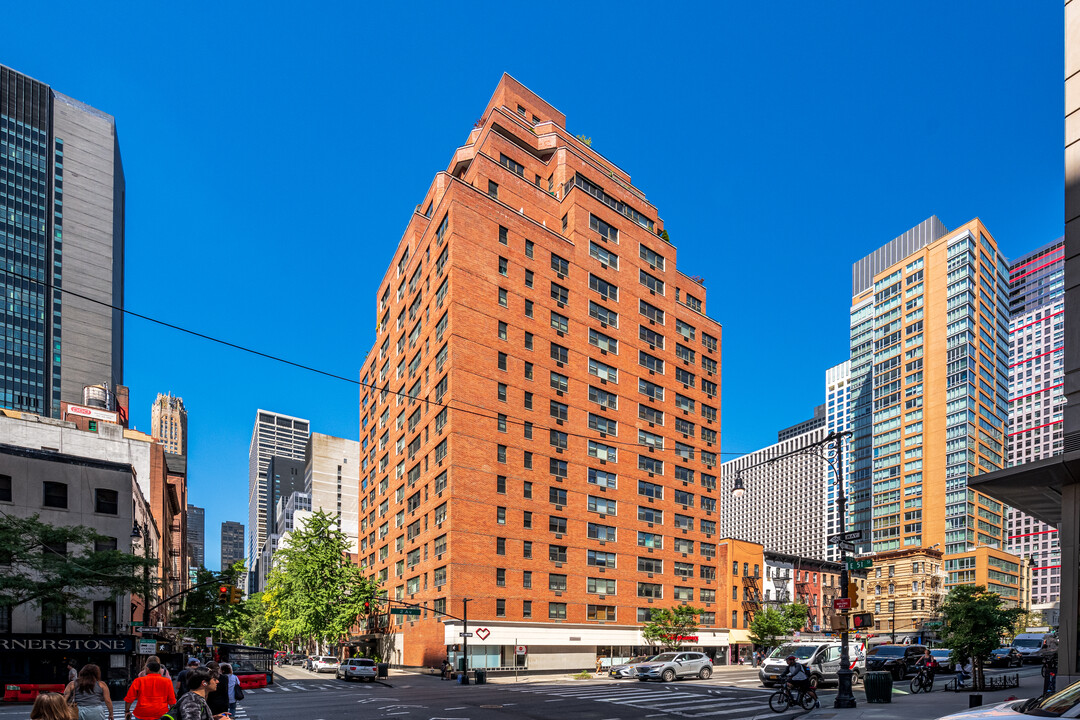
[337,657,377,682]
[636,651,713,682]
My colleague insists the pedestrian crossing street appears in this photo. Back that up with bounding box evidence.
[499,682,801,718]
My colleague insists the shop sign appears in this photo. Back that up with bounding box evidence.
[0,635,133,652]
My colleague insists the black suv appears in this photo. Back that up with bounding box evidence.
[864,644,928,680]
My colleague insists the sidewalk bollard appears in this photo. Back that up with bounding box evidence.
[969,694,982,708]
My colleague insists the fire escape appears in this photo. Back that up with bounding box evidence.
[796,573,815,628]
[742,571,762,621]
[821,579,840,625]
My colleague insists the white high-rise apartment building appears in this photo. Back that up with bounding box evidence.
[247,409,309,589]
[721,427,828,559]
[824,361,852,562]
[1005,239,1065,605]
[304,433,360,554]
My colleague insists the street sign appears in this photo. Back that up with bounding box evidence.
[131,621,145,627]
[390,608,421,616]
[829,531,864,545]
[833,598,852,610]
[923,620,942,628]
[841,530,864,542]
[138,640,156,655]
[515,645,527,655]
[838,541,856,552]
[846,559,873,571]
[205,636,212,647]
[460,632,473,637]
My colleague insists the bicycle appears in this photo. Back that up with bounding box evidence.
[909,666,934,694]
[769,682,815,713]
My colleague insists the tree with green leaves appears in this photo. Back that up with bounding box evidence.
[217,592,275,647]
[642,606,703,651]
[172,562,252,642]
[0,513,158,624]
[940,585,1024,691]
[263,509,379,653]
[749,603,810,650]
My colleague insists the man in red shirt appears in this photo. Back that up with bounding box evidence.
[125,661,176,720]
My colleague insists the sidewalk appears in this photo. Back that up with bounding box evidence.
[805,672,1044,719]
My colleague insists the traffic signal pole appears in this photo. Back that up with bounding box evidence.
[833,431,857,709]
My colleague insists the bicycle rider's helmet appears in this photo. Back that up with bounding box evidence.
[786,655,797,661]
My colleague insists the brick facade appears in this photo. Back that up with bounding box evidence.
[354,75,724,670]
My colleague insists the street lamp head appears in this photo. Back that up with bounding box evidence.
[732,474,745,499]
[130,523,142,539]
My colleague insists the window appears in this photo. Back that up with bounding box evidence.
[588,468,617,488]
[488,180,499,198]
[551,252,569,276]
[639,456,663,475]
[549,603,567,620]
[588,550,616,568]
[499,225,508,245]
[589,329,618,354]
[95,489,119,515]
[524,300,534,318]
[550,311,569,333]
[523,511,532,529]
[0,475,10,502]
[675,394,695,413]
[589,413,618,435]
[590,214,618,242]
[589,301,618,327]
[702,332,718,352]
[639,350,664,373]
[550,458,568,478]
[638,480,663,499]
[496,568,506,586]
[639,379,664,401]
[550,342,569,364]
[499,154,524,177]
[523,571,532,589]
[640,269,665,294]
[497,445,506,463]
[549,516,568,534]
[587,523,617,541]
[498,382,507,401]
[676,343,695,363]
[588,385,618,410]
[639,557,663,574]
[640,244,665,271]
[638,506,663,524]
[589,241,619,269]
[588,440,617,462]
[549,429,568,450]
[639,325,665,349]
[550,400,568,421]
[43,482,67,509]
[523,600,532,617]
[589,274,618,301]
[640,299,664,324]
[498,321,507,340]
[498,256,508,275]
[549,546,568,563]
[525,270,534,288]
[497,507,506,524]
[589,358,618,382]
[638,531,662,549]
[588,605,617,621]
[638,429,664,450]
[93,601,114,635]
[523,541,532,558]
[549,487,568,506]
[549,282,570,307]
[525,239,534,258]
[588,495,617,515]
[498,288,507,307]
[497,476,506,494]
[498,352,507,371]
[496,599,506,617]
[550,371,568,392]
[676,318,696,340]
[676,367,695,386]
[496,537,506,555]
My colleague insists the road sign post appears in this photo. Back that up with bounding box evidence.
[834,598,852,610]
[390,607,421,616]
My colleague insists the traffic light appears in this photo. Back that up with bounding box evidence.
[852,612,874,629]
[229,586,243,605]
[218,585,229,605]
[847,582,860,607]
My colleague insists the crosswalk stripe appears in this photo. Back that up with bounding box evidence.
[680,704,769,717]
[598,692,703,702]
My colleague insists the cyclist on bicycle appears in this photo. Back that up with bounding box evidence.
[780,655,819,709]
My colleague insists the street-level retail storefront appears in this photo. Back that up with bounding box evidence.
[0,634,134,701]
[439,621,729,672]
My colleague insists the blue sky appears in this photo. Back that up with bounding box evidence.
[4,3,1062,569]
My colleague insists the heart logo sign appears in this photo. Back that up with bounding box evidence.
[475,628,490,640]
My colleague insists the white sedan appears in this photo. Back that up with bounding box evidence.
[311,656,340,673]
[937,681,1080,718]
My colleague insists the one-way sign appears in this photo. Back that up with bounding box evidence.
[828,530,864,545]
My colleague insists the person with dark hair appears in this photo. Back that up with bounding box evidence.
[31,692,76,720]
[124,661,175,720]
[175,659,201,699]
[67,662,79,685]
[63,663,114,720]
[204,663,228,717]
[177,668,228,720]
[219,663,240,717]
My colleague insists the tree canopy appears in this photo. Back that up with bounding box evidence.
[171,562,256,642]
[642,606,703,650]
[940,585,1024,690]
[263,509,379,650]
[0,513,158,624]
[749,603,810,649]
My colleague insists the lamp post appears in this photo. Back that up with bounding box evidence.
[730,430,857,709]
[131,522,153,626]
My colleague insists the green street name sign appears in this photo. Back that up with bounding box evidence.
[390,608,421,616]
[846,559,872,570]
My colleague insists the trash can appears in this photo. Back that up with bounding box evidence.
[377,663,389,679]
[474,669,486,684]
[458,671,469,685]
[864,671,893,703]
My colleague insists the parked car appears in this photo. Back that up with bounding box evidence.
[987,647,1023,668]
[636,652,712,682]
[289,655,307,666]
[759,642,865,688]
[935,679,1080,718]
[337,658,377,682]
[609,656,655,679]
[864,644,928,680]
[929,648,952,674]
[311,656,339,673]
[1012,633,1058,664]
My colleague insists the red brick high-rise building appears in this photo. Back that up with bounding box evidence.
[355,75,724,671]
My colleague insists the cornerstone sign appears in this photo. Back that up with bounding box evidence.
[0,635,133,652]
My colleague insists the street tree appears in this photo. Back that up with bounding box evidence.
[642,606,703,651]
[749,603,810,651]
[173,562,247,636]
[0,513,157,624]
[940,584,1024,690]
[263,509,380,652]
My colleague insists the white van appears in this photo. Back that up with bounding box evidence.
[759,642,864,688]
[1011,633,1057,664]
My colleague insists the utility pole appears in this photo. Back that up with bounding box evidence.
[833,431,857,709]
[462,598,470,683]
